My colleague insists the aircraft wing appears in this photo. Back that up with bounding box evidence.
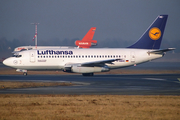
[81,59,120,67]
[148,48,175,54]
[64,59,120,68]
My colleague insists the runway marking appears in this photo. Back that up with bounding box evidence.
[143,78,166,81]
[143,78,180,84]
[1,80,90,86]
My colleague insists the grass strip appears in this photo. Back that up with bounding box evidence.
[0,94,179,120]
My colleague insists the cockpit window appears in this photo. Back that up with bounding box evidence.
[12,55,22,58]
[20,49,27,51]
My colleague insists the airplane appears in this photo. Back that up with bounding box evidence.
[13,27,97,52]
[3,15,175,76]
[75,27,97,48]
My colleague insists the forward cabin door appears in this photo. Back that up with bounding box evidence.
[30,52,35,63]
[130,52,135,63]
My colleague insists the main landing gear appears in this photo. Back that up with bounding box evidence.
[82,73,94,76]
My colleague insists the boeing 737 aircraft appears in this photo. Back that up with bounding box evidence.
[13,27,97,52]
[3,15,175,76]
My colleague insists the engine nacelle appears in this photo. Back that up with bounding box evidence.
[70,66,110,73]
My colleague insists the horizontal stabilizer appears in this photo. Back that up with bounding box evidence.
[148,48,175,54]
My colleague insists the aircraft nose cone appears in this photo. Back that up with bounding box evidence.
[3,58,12,66]
[3,59,8,66]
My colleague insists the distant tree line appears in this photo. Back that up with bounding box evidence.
[0,37,23,52]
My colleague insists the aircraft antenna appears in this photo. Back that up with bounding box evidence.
[31,23,39,49]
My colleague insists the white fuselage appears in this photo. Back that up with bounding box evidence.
[13,46,76,52]
[3,48,163,72]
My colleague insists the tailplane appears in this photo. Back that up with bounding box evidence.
[128,15,168,49]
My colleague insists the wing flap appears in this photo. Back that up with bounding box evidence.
[81,59,120,67]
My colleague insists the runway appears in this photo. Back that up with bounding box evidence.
[0,74,180,95]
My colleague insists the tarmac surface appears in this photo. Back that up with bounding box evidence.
[0,74,180,95]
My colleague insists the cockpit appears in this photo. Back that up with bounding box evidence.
[12,53,22,58]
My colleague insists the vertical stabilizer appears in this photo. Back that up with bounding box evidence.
[128,15,168,49]
[82,27,96,41]
[75,27,97,48]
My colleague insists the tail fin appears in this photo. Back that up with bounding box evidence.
[128,15,168,49]
[82,27,96,41]
[75,27,97,48]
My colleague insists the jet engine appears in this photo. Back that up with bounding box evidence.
[63,65,110,73]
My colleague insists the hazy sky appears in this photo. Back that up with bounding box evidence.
[0,0,180,48]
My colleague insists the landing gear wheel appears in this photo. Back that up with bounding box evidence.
[23,72,27,76]
[82,73,94,76]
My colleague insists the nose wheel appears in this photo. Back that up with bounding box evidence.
[23,72,27,76]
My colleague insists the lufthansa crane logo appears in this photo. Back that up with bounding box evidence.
[13,60,18,65]
[149,27,161,40]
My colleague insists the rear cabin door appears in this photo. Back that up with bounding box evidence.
[130,52,135,63]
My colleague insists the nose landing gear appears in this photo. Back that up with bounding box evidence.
[16,69,28,76]
[23,72,27,76]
